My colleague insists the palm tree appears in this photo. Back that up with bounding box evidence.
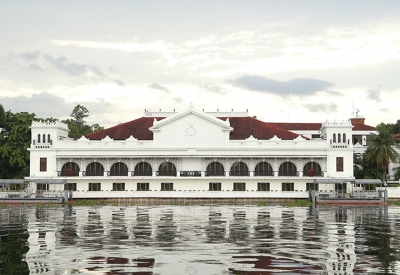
[366,123,400,185]
[0,104,5,127]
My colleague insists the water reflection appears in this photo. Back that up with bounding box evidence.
[1,205,400,274]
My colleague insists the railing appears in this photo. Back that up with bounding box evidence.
[180,171,202,177]
[278,171,299,177]
[58,171,79,177]
[205,171,226,177]
[107,171,129,176]
[254,171,274,176]
[83,171,104,176]
[36,190,65,198]
[303,172,324,177]
[229,171,250,176]
[132,171,153,176]
[156,171,177,177]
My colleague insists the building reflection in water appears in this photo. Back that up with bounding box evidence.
[156,209,176,247]
[205,210,226,242]
[2,205,399,274]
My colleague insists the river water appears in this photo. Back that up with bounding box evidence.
[0,205,399,275]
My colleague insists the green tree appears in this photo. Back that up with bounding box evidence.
[0,111,36,179]
[0,103,6,128]
[366,123,400,184]
[354,152,380,179]
[62,104,103,138]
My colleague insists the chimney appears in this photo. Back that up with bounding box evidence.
[350,118,365,125]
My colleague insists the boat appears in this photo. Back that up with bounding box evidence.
[0,179,69,204]
[309,179,388,205]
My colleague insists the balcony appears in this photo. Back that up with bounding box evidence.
[229,171,250,176]
[205,171,226,177]
[156,171,177,177]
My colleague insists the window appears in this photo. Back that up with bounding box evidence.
[353,135,362,145]
[65,183,77,191]
[134,162,152,176]
[61,162,80,176]
[257,182,270,191]
[209,182,221,191]
[336,157,344,172]
[43,134,46,143]
[311,134,320,138]
[40,158,47,172]
[113,182,125,191]
[303,162,322,177]
[230,162,249,176]
[254,162,273,176]
[37,183,49,190]
[158,162,176,176]
[137,182,149,191]
[86,162,104,176]
[38,134,41,143]
[338,133,341,143]
[89,183,101,191]
[110,162,128,176]
[278,162,297,176]
[343,133,346,144]
[333,133,336,143]
[206,162,225,176]
[48,134,51,144]
[282,182,294,191]
[306,182,319,191]
[161,182,173,191]
[233,182,246,191]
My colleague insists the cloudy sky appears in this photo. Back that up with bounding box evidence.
[1,1,400,128]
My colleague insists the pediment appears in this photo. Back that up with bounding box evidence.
[149,106,233,132]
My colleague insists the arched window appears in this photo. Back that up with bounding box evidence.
[134,162,153,176]
[43,134,46,143]
[48,134,51,144]
[61,162,80,177]
[206,162,225,176]
[338,133,341,143]
[158,162,176,176]
[333,133,336,143]
[38,134,41,143]
[343,133,346,144]
[278,162,297,176]
[230,162,249,176]
[254,162,273,176]
[303,162,322,177]
[86,162,104,176]
[110,162,128,176]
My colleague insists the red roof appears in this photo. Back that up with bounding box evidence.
[217,117,300,140]
[85,117,165,140]
[85,115,375,141]
[270,122,376,132]
[268,122,322,131]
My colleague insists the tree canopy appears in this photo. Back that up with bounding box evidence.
[0,105,103,179]
[0,103,6,128]
[0,111,36,179]
[366,123,400,183]
[62,104,104,138]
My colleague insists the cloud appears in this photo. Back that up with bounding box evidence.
[43,54,90,76]
[198,83,226,94]
[230,75,334,96]
[19,51,41,61]
[0,92,113,120]
[28,64,44,72]
[113,79,125,86]
[366,89,381,102]
[303,103,337,113]
[149,83,170,93]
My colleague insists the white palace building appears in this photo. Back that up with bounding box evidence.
[27,104,379,200]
